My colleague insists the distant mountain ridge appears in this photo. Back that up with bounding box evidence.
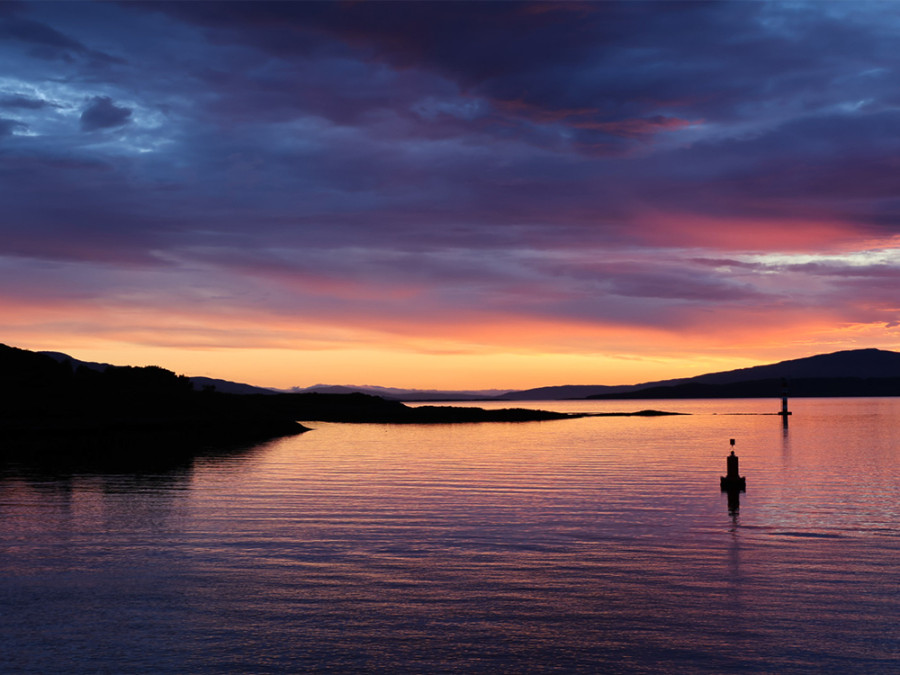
[285,384,512,401]
[39,353,509,400]
[686,348,900,383]
[499,348,900,400]
[35,346,900,401]
[495,384,638,400]
[286,349,900,400]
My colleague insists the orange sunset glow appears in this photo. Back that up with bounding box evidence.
[4,5,900,673]
[3,1,900,390]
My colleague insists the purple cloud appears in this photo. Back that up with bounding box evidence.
[79,96,132,131]
[3,0,900,375]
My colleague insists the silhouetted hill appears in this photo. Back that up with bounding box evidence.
[41,351,276,395]
[1,344,307,456]
[687,348,900,383]
[495,384,638,400]
[190,376,276,395]
[589,376,900,400]
[40,351,108,372]
[585,349,900,400]
[492,349,900,400]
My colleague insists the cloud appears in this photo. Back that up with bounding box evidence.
[0,15,88,54]
[4,1,900,383]
[0,151,171,265]
[0,11,123,64]
[79,95,132,131]
[0,117,26,136]
[0,93,58,110]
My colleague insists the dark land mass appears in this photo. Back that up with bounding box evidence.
[188,376,277,395]
[588,376,900,400]
[0,344,583,462]
[42,351,278,395]
[1,344,308,460]
[233,392,579,424]
[680,348,900,383]
[495,384,632,400]
[584,409,685,416]
[503,348,900,400]
[46,347,900,404]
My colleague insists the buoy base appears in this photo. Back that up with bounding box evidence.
[720,476,746,491]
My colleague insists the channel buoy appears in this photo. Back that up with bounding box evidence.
[720,439,746,492]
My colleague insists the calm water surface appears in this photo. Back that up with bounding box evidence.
[1,398,898,673]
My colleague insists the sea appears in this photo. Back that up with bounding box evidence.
[1,397,897,673]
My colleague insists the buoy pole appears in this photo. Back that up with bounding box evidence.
[778,377,792,417]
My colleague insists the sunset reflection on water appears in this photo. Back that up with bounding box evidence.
[1,398,898,672]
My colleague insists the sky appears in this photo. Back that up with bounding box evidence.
[3,0,900,390]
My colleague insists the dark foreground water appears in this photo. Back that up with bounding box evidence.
[1,398,898,673]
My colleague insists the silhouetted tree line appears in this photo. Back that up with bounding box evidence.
[0,344,304,451]
[2,346,191,416]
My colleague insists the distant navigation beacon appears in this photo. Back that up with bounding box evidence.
[778,377,792,417]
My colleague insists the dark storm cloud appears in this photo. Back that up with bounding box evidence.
[80,96,132,131]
